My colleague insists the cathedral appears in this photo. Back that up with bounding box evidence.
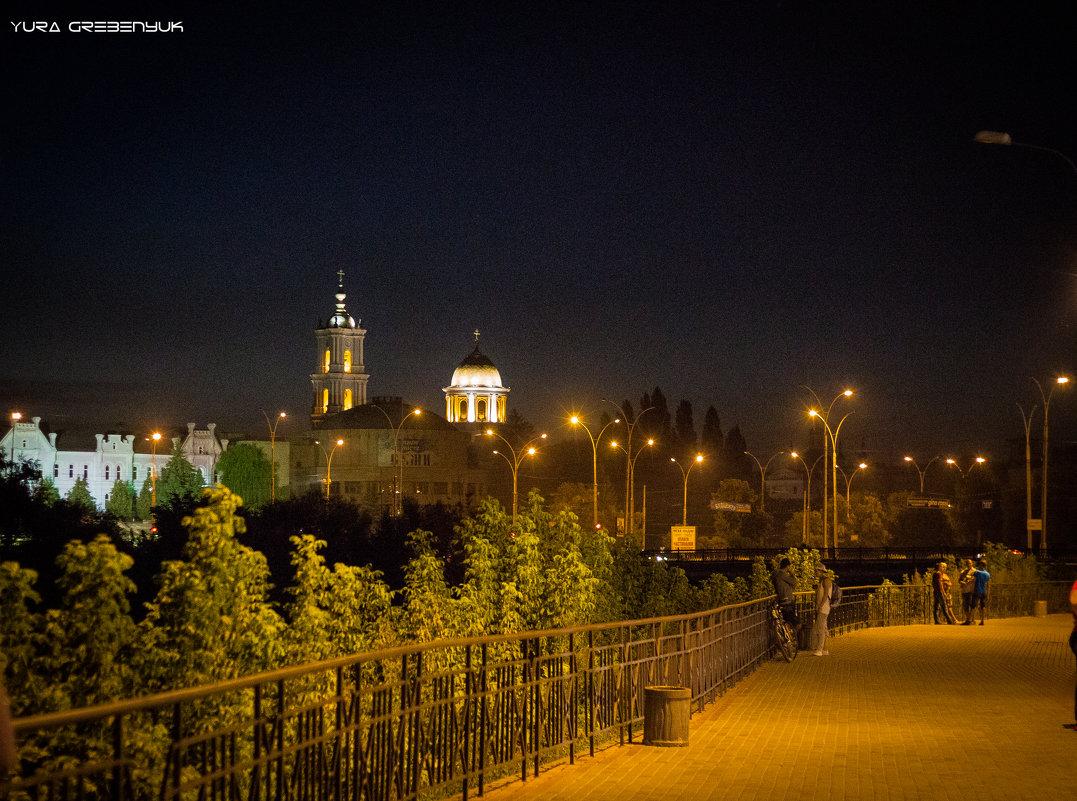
[289,276,506,513]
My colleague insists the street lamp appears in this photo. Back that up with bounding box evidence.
[610,435,654,536]
[945,456,985,480]
[604,401,655,538]
[1032,376,1070,554]
[262,410,287,502]
[973,131,1077,176]
[838,462,868,509]
[487,429,547,519]
[370,404,422,516]
[570,413,621,529]
[803,387,853,551]
[1017,403,1037,552]
[8,411,21,474]
[903,455,940,494]
[315,438,344,499]
[670,454,703,526]
[743,450,784,514]
[790,451,824,545]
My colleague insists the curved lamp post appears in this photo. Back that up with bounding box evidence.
[262,410,287,502]
[945,456,985,480]
[370,404,422,516]
[1016,404,1037,552]
[744,450,784,514]
[670,454,703,526]
[803,387,853,551]
[570,413,621,529]
[487,429,547,519]
[836,461,868,543]
[604,401,655,537]
[903,455,940,494]
[790,451,824,545]
[610,435,654,536]
[315,438,344,499]
[973,131,1077,176]
[1031,376,1070,554]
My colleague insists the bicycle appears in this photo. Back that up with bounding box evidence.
[769,602,799,662]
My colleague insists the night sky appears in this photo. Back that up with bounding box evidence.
[4,2,1075,462]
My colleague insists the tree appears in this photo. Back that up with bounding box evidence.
[33,478,59,507]
[155,441,204,511]
[709,479,758,547]
[106,480,133,519]
[135,477,153,520]
[216,443,273,511]
[65,476,96,514]
[674,399,697,458]
[723,426,751,479]
[700,406,723,462]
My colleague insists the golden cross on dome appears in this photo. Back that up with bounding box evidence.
[336,269,345,287]
[473,329,480,343]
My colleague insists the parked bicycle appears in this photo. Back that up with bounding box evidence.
[769,601,798,661]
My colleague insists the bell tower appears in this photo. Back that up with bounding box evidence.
[310,271,370,426]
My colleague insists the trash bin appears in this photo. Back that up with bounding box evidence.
[643,685,690,747]
[1033,600,1047,618]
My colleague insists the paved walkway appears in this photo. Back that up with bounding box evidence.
[480,615,1076,801]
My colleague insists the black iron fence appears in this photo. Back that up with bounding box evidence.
[2,581,1071,801]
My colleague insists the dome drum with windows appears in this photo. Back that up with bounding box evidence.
[443,331,509,424]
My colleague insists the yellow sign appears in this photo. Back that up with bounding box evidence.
[670,525,696,550]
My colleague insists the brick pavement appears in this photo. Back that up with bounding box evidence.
[477,614,1076,801]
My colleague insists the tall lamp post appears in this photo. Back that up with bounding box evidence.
[570,413,621,529]
[486,429,547,519]
[744,450,784,514]
[604,401,654,538]
[1017,403,1037,552]
[262,410,286,502]
[973,131,1077,176]
[315,438,344,499]
[803,388,853,551]
[903,455,940,494]
[8,411,21,474]
[838,462,868,508]
[371,404,422,516]
[1032,376,1070,554]
[610,436,654,535]
[945,456,985,480]
[670,454,703,526]
[790,451,824,545]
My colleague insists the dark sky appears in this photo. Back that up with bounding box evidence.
[3,2,1075,461]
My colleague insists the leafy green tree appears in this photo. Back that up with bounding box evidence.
[33,477,60,507]
[784,509,824,547]
[65,476,96,514]
[155,442,204,511]
[140,486,284,692]
[399,529,457,643]
[846,491,888,546]
[0,561,44,714]
[700,406,724,467]
[106,480,133,519]
[216,443,273,511]
[710,479,757,546]
[135,477,153,520]
[673,399,697,459]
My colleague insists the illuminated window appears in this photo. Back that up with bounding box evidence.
[133,466,138,481]
[343,350,352,373]
[324,349,331,373]
[343,388,353,411]
[459,399,468,419]
[477,399,487,422]
[322,389,329,413]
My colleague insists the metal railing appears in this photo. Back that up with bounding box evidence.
[643,546,1077,564]
[2,581,1070,801]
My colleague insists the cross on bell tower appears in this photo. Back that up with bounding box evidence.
[310,274,370,426]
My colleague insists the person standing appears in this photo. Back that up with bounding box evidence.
[811,564,832,656]
[958,558,976,625]
[772,557,799,632]
[932,561,957,624]
[1067,576,1077,732]
[971,559,990,625]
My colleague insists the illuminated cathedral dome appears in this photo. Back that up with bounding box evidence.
[443,333,509,424]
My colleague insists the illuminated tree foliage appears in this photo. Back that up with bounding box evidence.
[64,476,95,514]
[105,479,133,520]
[216,443,274,511]
[154,441,204,511]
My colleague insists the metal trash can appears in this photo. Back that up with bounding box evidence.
[643,685,691,747]
[1033,600,1047,618]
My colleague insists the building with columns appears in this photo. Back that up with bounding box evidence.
[443,333,510,425]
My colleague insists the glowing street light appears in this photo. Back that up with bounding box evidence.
[315,438,344,499]
[487,428,547,519]
[570,413,621,529]
[8,411,21,474]
[744,450,784,514]
[973,131,1077,177]
[837,461,868,525]
[945,456,985,480]
[805,387,853,550]
[670,454,703,526]
[1032,375,1070,553]
[790,451,824,545]
[610,435,654,536]
[903,455,939,494]
[370,404,422,516]
[262,410,287,502]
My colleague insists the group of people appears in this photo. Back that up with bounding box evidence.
[771,558,834,656]
[932,558,991,626]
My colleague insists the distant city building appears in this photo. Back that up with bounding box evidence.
[309,272,369,427]
[443,331,510,425]
[1,417,226,509]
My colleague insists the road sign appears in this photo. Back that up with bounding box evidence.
[907,496,951,509]
[670,525,696,550]
[710,501,751,513]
